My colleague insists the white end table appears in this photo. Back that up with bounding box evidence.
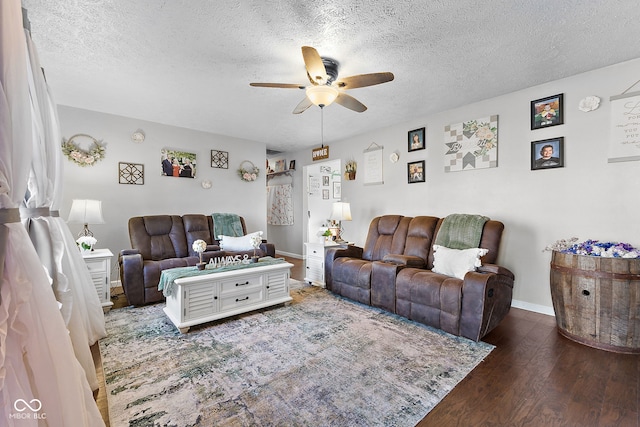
[81,248,114,312]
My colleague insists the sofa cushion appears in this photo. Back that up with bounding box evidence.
[432,245,488,280]
[219,231,262,251]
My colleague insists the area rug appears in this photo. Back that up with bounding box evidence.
[100,280,493,426]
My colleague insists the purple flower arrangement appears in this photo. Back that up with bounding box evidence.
[545,237,640,258]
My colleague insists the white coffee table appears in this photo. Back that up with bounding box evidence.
[163,261,293,333]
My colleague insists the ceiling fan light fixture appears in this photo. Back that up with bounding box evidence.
[306,85,339,107]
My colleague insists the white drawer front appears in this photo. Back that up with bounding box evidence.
[219,274,262,295]
[220,288,263,311]
[85,259,107,273]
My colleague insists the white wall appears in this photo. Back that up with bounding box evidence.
[58,106,268,269]
[280,58,640,314]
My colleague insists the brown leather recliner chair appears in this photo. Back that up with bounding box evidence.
[119,214,275,306]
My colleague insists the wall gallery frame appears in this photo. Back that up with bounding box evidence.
[531,137,564,170]
[119,162,144,185]
[531,94,564,130]
[407,160,425,183]
[408,127,426,152]
[211,150,229,168]
[161,149,196,178]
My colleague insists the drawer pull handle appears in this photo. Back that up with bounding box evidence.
[214,296,218,300]
[236,281,249,286]
[236,296,249,302]
[266,285,270,289]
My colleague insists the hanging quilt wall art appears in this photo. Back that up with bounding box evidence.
[444,115,498,172]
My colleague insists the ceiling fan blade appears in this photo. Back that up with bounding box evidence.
[335,72,394,89]
[301,46,328,85]
[293,97,313,114]
[335,93,367,113]
[250,83,306,89]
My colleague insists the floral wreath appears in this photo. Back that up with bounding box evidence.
[61,134,106,167]
[238,160,259,182]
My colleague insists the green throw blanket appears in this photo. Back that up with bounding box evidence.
[434,213,489,249]
[212,213,244,238]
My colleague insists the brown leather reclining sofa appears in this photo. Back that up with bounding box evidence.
[324,214,514,341]
[119,214,275,306]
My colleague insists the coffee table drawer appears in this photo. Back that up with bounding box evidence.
[219,274,262,295]
[219,288,264,311]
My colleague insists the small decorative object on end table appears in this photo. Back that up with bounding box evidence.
[250,232,262,263]
[193,239,207,270]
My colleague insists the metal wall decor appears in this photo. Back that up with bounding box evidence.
[119,162,144,185]
[211,150,229,168]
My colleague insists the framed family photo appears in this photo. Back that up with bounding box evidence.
[531,94,564,130]
[408,127,426,152]
[407,160,425,183]
[531,137,564,170]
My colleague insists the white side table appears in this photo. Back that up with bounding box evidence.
[81,248,114,312]
[304,241,344,288]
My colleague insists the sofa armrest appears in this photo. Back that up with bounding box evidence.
[382,254,426,268]
[259,242,276,258]
[118,250,145,306]
[324,245,364,290]
[459,265,515,341]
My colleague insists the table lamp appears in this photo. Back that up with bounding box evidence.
[68,199,105,238]
[329,202,352,243]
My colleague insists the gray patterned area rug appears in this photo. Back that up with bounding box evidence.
[100,280,493,426]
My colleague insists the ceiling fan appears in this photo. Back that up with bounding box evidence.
[250,46,394,114]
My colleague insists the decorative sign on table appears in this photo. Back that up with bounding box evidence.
[608,91,640,163]
[444,115,498,172]
[312,146,329,161]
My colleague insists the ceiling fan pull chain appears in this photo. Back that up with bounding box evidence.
[321,106,324,147]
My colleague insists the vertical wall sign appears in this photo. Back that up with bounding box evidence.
[608,91,640,163]
[363,142,384,185]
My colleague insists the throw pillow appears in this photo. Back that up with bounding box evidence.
[432,244,489,280]
[218,231,262,251]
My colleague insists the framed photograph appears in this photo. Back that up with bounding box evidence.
[531,137,564,170]
[408,127,426,152]
[531,94,564,130]
[407,160,425,183]
[289,160,296,170]
[161,148,196,178]
[268,157,286,173]
[323,176,329,186]
[320,165,332,173]
[210,150,228,169]
[322,189,329,199]
[333,181,341,199]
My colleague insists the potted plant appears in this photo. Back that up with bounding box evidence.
[192,239,207,270]
[344,160,357,180]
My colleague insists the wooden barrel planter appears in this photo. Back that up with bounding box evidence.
[550,250,640,353]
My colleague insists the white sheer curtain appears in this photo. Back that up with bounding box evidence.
[22,26,106,391]
[0,1,104,425]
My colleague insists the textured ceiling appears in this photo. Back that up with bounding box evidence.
[20,0,640,152]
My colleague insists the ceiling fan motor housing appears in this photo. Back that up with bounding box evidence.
[321,57,339,84]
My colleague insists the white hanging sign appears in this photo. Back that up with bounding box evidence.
[608,91,640,163]
[363,143,384,185]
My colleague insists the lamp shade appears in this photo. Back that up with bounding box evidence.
[330,202,352,221]
[67,199,105,224]
[306,85,339,107]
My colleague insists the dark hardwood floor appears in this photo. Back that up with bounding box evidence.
[94,256,639,426]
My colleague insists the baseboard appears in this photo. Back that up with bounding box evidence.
[511,299,555,317]
[276,250,303,259]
